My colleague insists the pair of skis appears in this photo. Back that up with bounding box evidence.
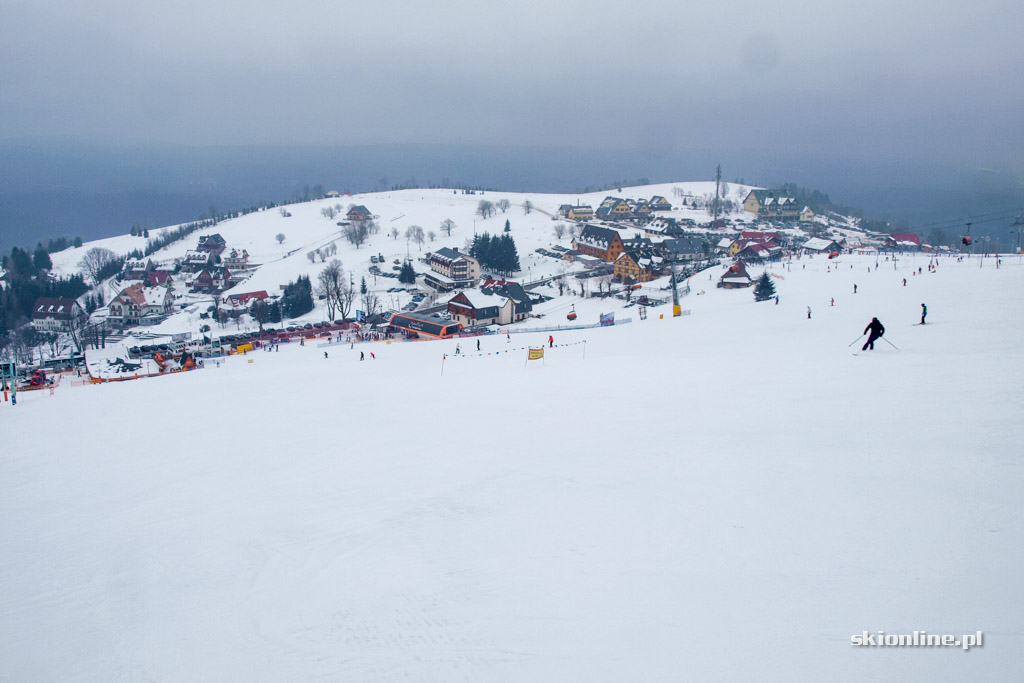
[848,334,900,351]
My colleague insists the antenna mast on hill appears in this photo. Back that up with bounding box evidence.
[713,164,722,224]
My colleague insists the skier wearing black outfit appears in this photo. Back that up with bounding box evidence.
[862,317,885,351]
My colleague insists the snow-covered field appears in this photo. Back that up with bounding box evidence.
[3,253,1022,681]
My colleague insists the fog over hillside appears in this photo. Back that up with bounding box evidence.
[2,140,1022,255]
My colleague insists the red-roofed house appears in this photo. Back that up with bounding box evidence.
[741,231,781,242]
[108,284,173,326]
[227,290,269,306]
[889,232,922,247]
[147,271,173,286]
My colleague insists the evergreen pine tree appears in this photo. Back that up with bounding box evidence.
[754,272,776,302]
[504,219,511,233]
[505,234,520,274]
[33,247,52,272]
[398,261,416,284]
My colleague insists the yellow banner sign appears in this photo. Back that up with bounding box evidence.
[527,347,545,360]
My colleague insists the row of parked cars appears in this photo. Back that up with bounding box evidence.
[400,291,428,312]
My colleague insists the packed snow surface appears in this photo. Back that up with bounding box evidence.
[2,253,1022,681]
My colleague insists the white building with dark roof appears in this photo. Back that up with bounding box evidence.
[31,297,85,333]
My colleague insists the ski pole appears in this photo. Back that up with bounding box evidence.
[882,337,900,351]
[848,334,865,347]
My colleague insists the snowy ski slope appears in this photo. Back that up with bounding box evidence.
[2,253,1022,681]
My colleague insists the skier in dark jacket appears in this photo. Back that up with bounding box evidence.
[920,303,927,325]
[862,317,885,350]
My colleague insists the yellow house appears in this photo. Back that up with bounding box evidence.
[567,205,593,221]
[613,251,658,282]
[609,200,632,219]
[742,189,799,220]
[743,190,766,214]
[800,206,815,221]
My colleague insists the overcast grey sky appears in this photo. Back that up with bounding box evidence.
[2,0,1022,173]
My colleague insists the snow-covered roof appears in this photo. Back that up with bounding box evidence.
[803,237,837,251]
[449,289,510,310]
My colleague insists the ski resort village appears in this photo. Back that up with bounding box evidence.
[2,181,1022,681]
[2,181,956,379]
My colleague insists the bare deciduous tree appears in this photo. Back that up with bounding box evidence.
[344,222,369,248]
[440,218,455,236]
[476,200,495,219]
[427,230,436,243]
[338,276,357,320]
[405,225,425,250]
[523,200,533,214]
[276,233,286,244]
[390,227,400,240]
[307,251,316,263]
[553,223,566,240]
[78,247,117,286]
[316,259,345,320]
[321,206,337,220]
[361,292,381,317]
[496,199,510,213]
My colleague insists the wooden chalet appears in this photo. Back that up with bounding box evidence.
[596,197,632,220]
[632,202,653,219]
[197,233,227,255]
[571,225,625,262]
[613,251,661,283]
[447,288,530,327]
[649,195,672,211]
[347,205,373,222]
[718,259,753,289]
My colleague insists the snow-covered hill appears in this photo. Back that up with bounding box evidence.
[47,181,760,336]
[3,252,1022,681]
